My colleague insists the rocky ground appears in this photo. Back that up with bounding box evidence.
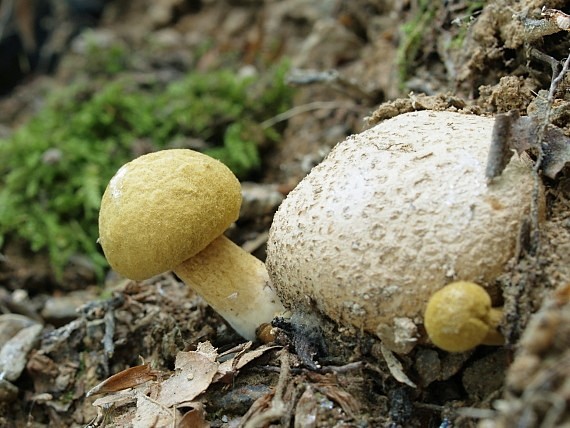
[0,0,569,427]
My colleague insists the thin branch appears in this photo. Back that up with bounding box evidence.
[261,101,355,129]
[531,51,570,252]
[242,349,291,428]
[546,51,570,108]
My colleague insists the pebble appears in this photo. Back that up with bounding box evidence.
[0,314,38,348]
[0,323,43,382]
[41,291,94,325]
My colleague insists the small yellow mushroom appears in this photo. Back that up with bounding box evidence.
[424,281,504,353]
[98,149,285,341]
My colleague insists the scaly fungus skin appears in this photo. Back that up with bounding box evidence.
[99,149,285,340]
[266,110,540,354]
[424,281,504,353]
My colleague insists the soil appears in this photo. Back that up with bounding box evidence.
[0,1,569,427]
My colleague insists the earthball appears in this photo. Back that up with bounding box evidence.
[266,110,541,354]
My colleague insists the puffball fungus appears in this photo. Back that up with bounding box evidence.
[266,110,541,354]
[424,281,504,352]
[98,149,284,340]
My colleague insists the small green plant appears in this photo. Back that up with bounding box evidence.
[206,123,261,178]
[83,32,131,75]
[448,1,486,51]
[396,0,437,90]
[0,60,294,280]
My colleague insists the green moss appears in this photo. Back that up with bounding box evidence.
[0,60,294,280]
[82,33,131,75]
[396,0,437,90]
[448,1,486,51]
[206,123,261,179]
[396,1,487,89]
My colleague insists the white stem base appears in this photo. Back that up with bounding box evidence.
[174,235,285,340]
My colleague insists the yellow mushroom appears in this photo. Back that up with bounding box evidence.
[424,281,504,353]
[98,149,285,340]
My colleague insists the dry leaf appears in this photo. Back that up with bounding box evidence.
[541,127,570,179]
[218,341,253,359]
[178,402,210,428]
[312,373,360,419]
[233,345,281,370]
[196,341,218,361]
[238,391,274,427]
[214,344,280,383]
[134,391,174,427]
[90,341,278,425]
[380,343,417,388]
[86,364,157,397]
[318,385,360,419]
[156,349,219,407]
[92,389,138,409]
[294,386,318,428]
[541,7,570,31]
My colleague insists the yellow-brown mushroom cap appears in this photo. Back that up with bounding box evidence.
[424,281,501,353]
[98,149,242,280]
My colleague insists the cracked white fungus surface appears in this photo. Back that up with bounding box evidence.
[266,111,540,354]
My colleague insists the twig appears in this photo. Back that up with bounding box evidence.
[318,361,365,373]
[273,350,289,403]
[545,51,570,108]
[286,68,378,102]
[529,48,561,76]
[102,308,116,377]
[261,100,355,129]
[531,51,570,252]
[243,349,291,428]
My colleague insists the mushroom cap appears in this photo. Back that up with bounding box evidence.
[99,149,242,280]
[424,281,495,353]
[266,111,539,353]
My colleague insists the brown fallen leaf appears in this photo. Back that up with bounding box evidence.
[294,386,318,428]
[312,373,361,419]
[86,363,158,397]
[134,391,173,427]
[91,389,138,410]
[238,391,274,427]
[379,343,417,389]
[89,341,280,425]
[214,343,281,383]
[217,341,253,359]
[178,402,210,428]
[541,127,570,179]
[156,348,219,408]
[541,7,570,31]
[196,341,218,361]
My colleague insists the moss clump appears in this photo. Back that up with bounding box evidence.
[448,1,486,51]
[396,0,437,89]
[0,61,293,279]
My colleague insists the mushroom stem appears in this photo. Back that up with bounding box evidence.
[174,235,285,340]
[482,307,505,346]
